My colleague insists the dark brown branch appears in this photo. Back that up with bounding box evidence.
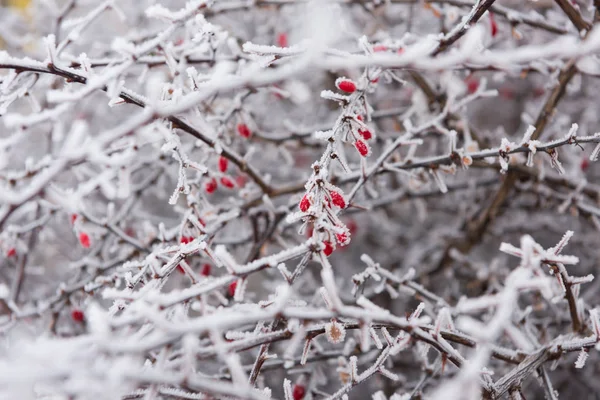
[0,62,275,195]
[432,0,497,56]
[428,53,580,276]
[550,263,583,333]
[554,0,592,32]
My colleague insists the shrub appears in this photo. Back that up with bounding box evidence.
[1,1,600,399]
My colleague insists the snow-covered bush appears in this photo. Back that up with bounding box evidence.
[1,0,600,399]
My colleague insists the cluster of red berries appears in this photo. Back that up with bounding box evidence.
[204,176,236,194]
[203,123,253,194]
[298,189,346,213]
[176,237,213,275]
[177,262,212,276]
[321,229,352,257]
[334,79,374,158]
[180,236,193,245]
[356,115,372,140]
[299,187,351,257]
[353,115,372,157]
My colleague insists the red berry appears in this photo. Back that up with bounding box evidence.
[346,219,358,236]
[205,178,218,194]
[237,123,251,138]
[465,78,479,94]
[356,115,363,121]
[373,44,387,52]
[201,264,211,276]
[335,232,348,245]
[218,156,228,173]
[323,241,334,256]
[70,214,78,225]
[235,175,247,188]
[330,191,346,209]
[306,224,314,238]
[490,12,498,37]
[581,158,590,172]
[6,248,16,257]
[228,281,238,297]
[533,87,545,98]
[79,232,91,248]
[299,194,311,212]
[272,84,284,100]
[292,384,306,400]
[220,176,235,189]
[180,236,193,244]
[71,309,85,322]
[277,33,288,47]
[354,140,370,157]
[337,79,356,93]
[358,128,372,140]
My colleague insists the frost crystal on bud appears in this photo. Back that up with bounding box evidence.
[575,348,588,368]
[325,319,346,344]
